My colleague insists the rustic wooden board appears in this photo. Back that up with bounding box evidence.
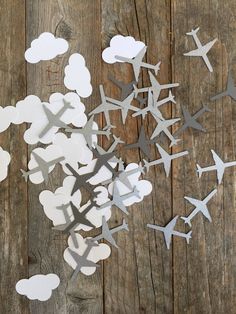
[0,1,236,313]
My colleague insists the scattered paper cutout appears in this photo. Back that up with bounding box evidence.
[15,273,60,301]
[64,53,92,98]
[25,32,68,63]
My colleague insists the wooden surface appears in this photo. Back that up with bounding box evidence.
[0,1,235,313]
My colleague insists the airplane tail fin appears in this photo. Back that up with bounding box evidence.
[202,104,212,112]
[133,187,141,199]
[186,231,192,244]
[103,124,116,131]
[143,159,150,172]
[168,90,176,104]
[196,164,203,178]
[113,135,124,144]
[122,219,129,231]
[133,84,139,98]
[103,128,111,139]
[180,216,192,227]
[154,62,161,75]
[170,138,181,147]
[186,27,200,36]
[20,169,28,182]
[63,99,74,110]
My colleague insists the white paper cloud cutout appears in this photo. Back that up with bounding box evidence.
[64,53,92,98]
[0,147,11,182]
[16,273,60,301]
[102,35,145,64]
[25,32,69,63]
[0,106,19,132]
[64,234,111,276]
[15,92,87,145]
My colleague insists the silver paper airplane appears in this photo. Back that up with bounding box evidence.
[211,71,236,101]
[151,116,181,146]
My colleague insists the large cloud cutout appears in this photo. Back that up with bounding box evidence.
[0,106,19,132]
[25,32,69,63]
[64,53,92,98]
[102,35,145,64]
[0,147,11,182]
[15,273,60,301]
[64,234,111,276]
[14,92,87,144]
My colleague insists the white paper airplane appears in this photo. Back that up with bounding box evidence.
[184,27,217,72]
[133,71,179,101]
[143,143,188,176]
[147,215,192,249]
[106,92,137,124]
[181,189,217,227]
[151,116,181,146]
[197,150,236,184]
[89,85,119,127]
[115,46,161,81]
[21,151,65,183]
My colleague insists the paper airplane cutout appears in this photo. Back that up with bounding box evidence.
[124,125,157,158]
[68,239,100,280]
[21,151,64,183]
[115,46,161,81]
[173,104,211,137]
[98,183,140,215]
[66,115,111,148]
[143,143,188,176]
[181,189,217,227]
[211,71,236,101]
[197,150,236,184]
[147,215,192,249]
[151,116,181,146]
[108,75,136,101]
[184,27,217,72]
[91,216,129,248]
[39,99,73,138]
[106,92,138,124]
[89,85,119,128]
[133,71,179,101]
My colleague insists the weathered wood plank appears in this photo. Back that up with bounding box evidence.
[26,1,102,313]
[0,1,28,313]
[101,1,173,313]
[172,1,236,313]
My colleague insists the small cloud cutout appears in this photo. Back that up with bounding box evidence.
[25,32,69,63]
[0,147,11,182]
[64,53,92,98]
[0,106,19,132]
[15,273,60,301]
[102,35,145,64]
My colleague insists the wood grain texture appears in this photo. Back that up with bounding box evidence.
[0,0,236,313]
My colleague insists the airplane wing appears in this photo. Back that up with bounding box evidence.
[227,71,235,90]
[132,46,147,80]
[211,150,224,184]
[203,39,217,54]
[148,71,161,100]
[101,216,118,248]
[155,143,171,176]
[164,216,178,248]
[31,152,49,182]
[89,103,119,115]
[184,196,201,208]
[113,184,129,215]
[184,48,202,57]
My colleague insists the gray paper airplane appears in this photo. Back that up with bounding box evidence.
[151,116,181,146]
[173,104,211,137]
[108,75,136,100]
[92,147,121,178]
[88,85,120,127]
[115,46,161,81]
[66,115,111,148]
[211,71,236,101]
[133,71,179,101]
[124,125,157,158]
[106,92,137,124]
[95,134,124,155]
[39,99,73,138]
[143,143,188,176]
[181,189,217,227]
[21,151,65,183]
[98,183,140,215]
[133,89,176,120]
[65,163,98,197]
[92,216,129,248]
[184,27,217,72]
[197,150,236,184]
[69,239,100,280]
[147,215,192,249]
